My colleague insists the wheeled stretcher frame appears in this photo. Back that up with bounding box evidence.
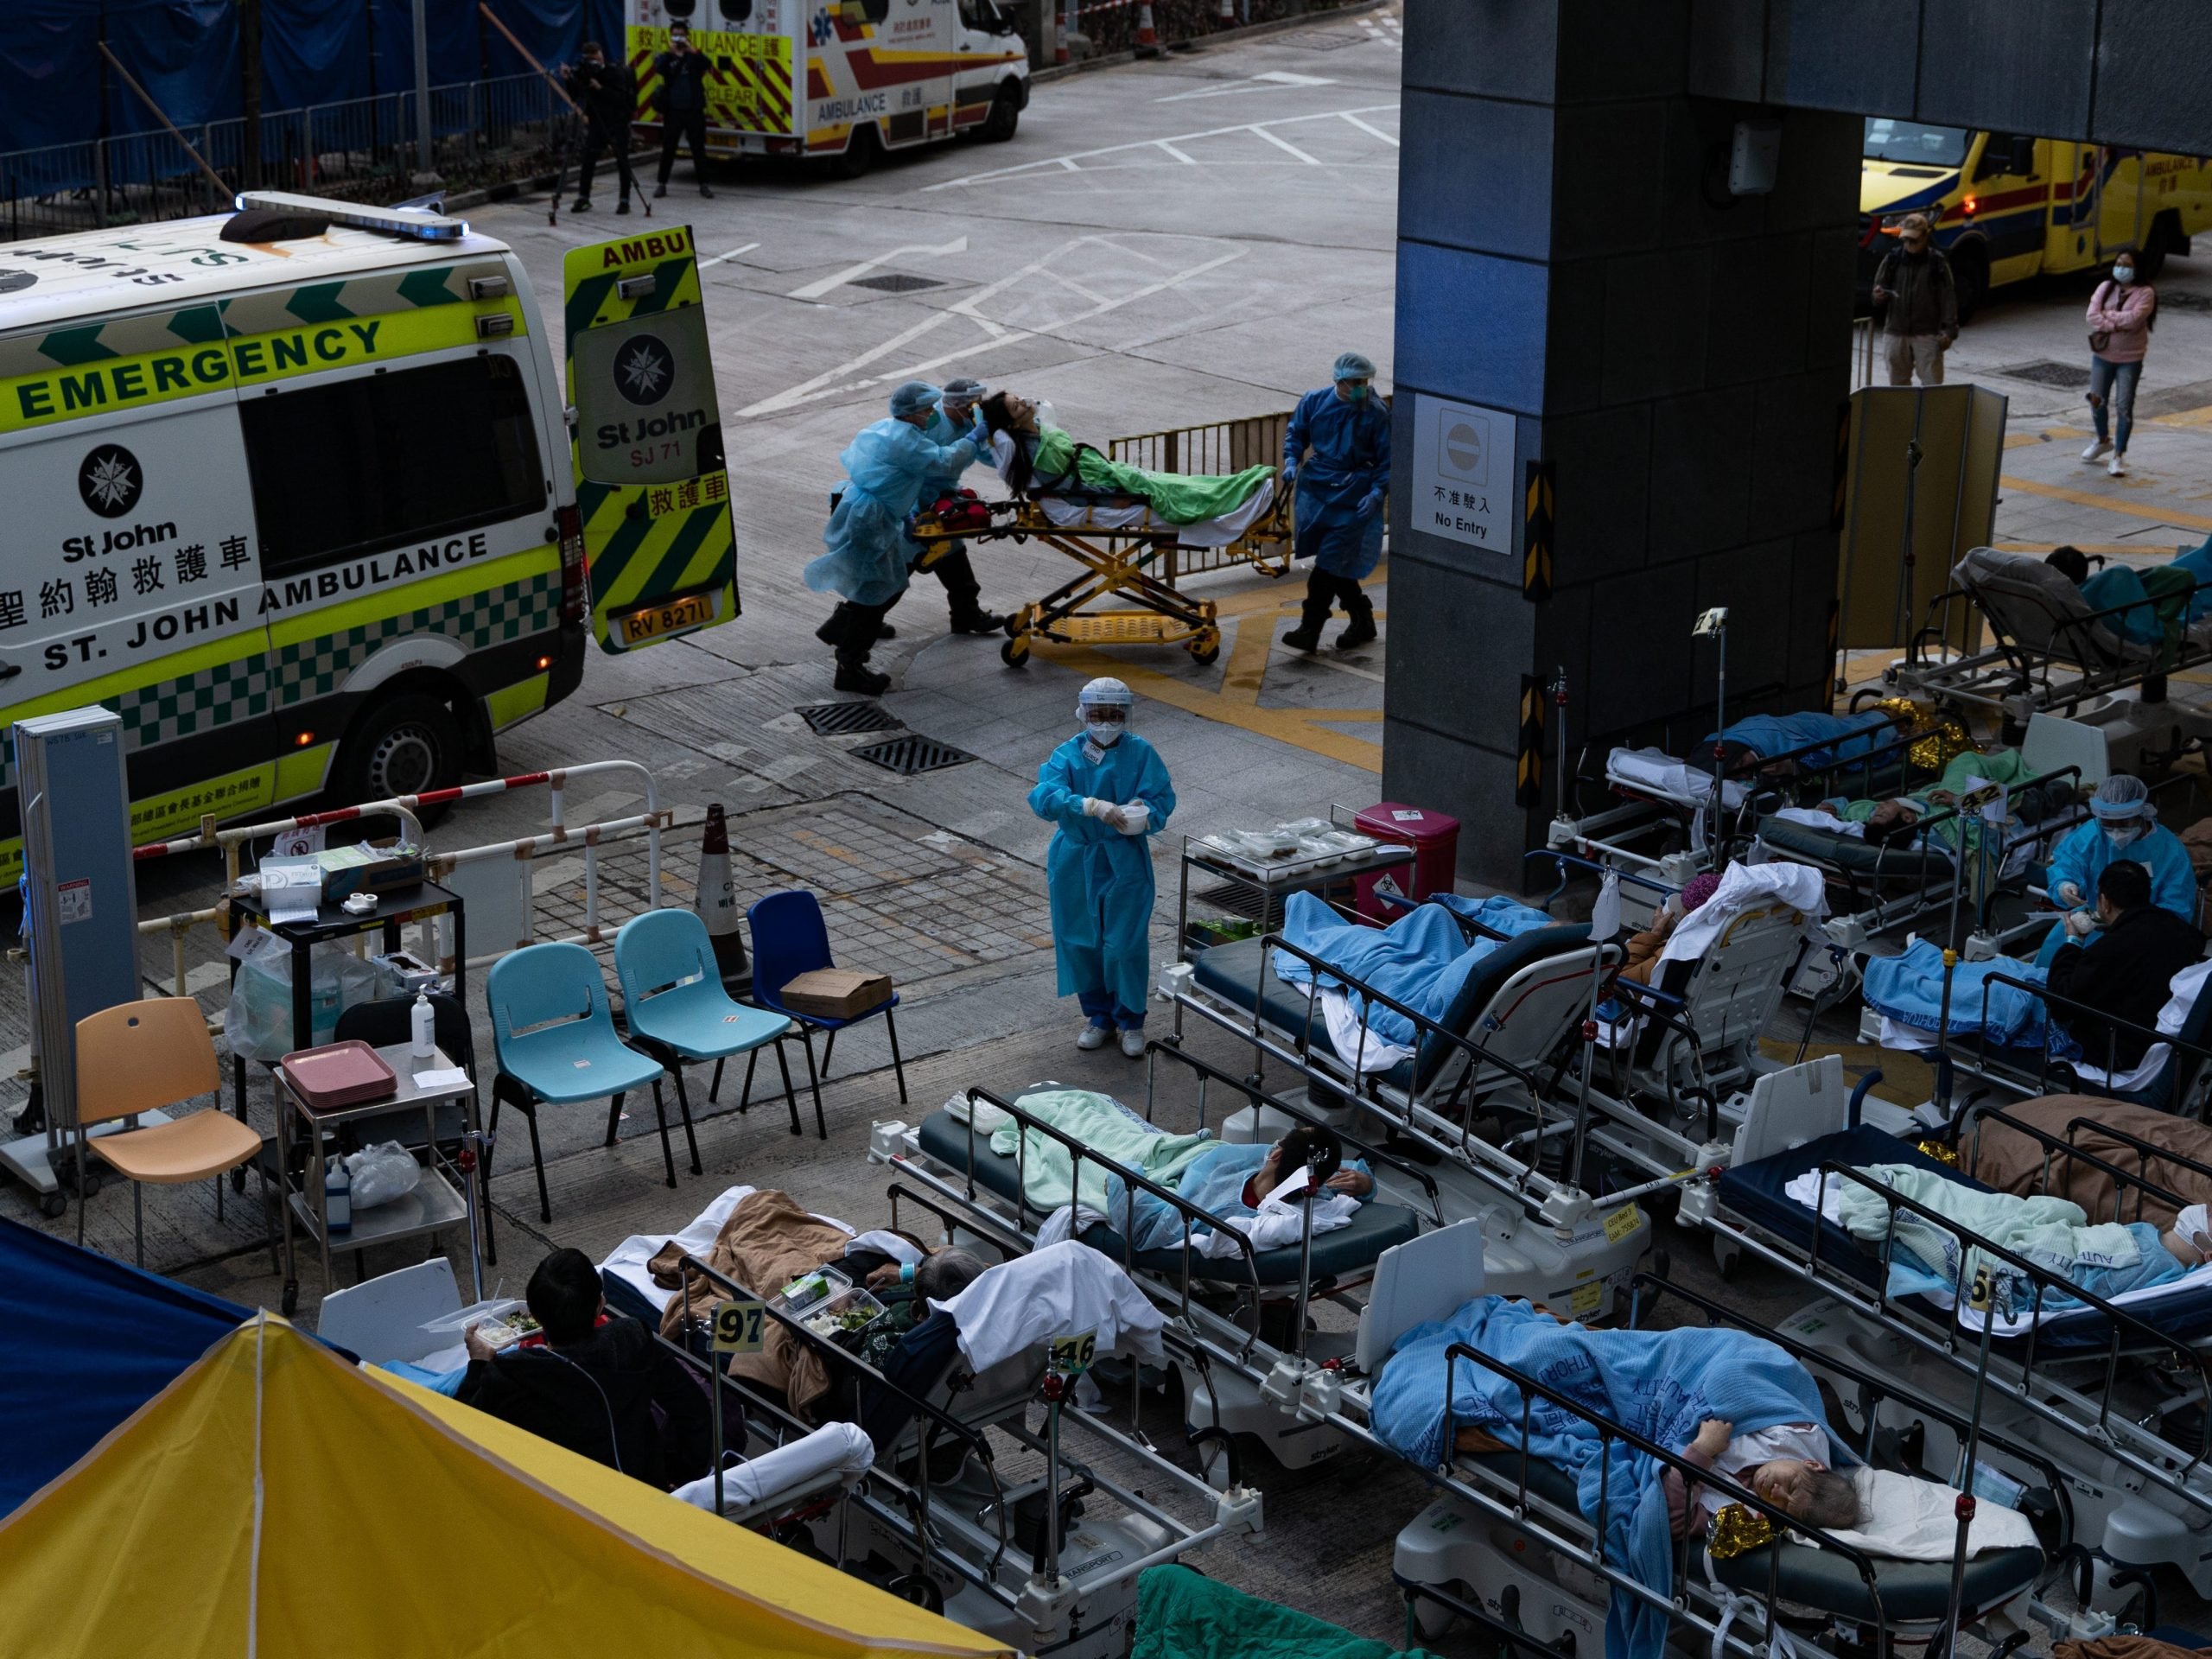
[906,474,1294,669]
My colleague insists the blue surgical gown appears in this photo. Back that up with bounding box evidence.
[805,417,981,606]
[918,407,982,501]
[2032,818,2197,964]
[1706,709,1893,770]
[1285,386,1390,579]
[1029,732,1176,1017]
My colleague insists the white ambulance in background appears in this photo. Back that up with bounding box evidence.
[626,0,1031,175]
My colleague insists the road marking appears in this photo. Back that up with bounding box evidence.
[788,237,969,301]
[1337,111,1397,148]
[1249,125,1321,165]
[1028,569,1388,772]
[1156,70,1336,102]
[697,240,760,271]
[2000,474,2212,532]
[923,104,1400,190]
[2154,404,2212,429]
[1155,140,1198,165]
[740,238,1245,416]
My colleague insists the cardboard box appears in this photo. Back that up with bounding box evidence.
[779,968,893,1020]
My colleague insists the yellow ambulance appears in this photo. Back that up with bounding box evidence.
[1860,120,2212,317]
[626,0,1031,175]
[0,193,735,873]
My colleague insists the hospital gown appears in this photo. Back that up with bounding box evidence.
[2033,818,2196,964]
[1284,385,1390,579]
[1030,732,1176,1024]
[805,417,982,606]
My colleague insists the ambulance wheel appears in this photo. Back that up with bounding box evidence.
[1001,635,1030,669]
[339,695,463,816]
[829,124,880,181]
[40,1191,65,1219]
[980,86,1021,144]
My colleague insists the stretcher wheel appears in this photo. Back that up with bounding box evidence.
[39,1191,65,1219]
[1188,628,1222,666]
[1001,635,1030,669]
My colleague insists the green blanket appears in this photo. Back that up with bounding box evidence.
[988,1090,1215,1216]
[1134,1565,1433,1659]
[1034,426,1273,524]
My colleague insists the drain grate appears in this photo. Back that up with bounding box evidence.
[850,273,945,293]
[1997,359,2094,390]
[796,700,903,735]
[852,734,976,776]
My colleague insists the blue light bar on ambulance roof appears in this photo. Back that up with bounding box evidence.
[232,191,470,242]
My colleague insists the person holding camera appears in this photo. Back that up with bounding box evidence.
[653,23,715,200]
[564,41,638,214]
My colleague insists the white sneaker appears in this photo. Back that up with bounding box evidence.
[2109,453,2128,477]
[1119,1028,1147,1059]
[2082,439,2113,461]
[1077,1022,1109,1051]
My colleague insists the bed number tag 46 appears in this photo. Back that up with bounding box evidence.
[713,1299,767,1355]
[1049,1330,1098,1378]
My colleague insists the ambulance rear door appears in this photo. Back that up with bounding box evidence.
[0,299,276,845]
[630,1,799,149]
[563,225,741,653]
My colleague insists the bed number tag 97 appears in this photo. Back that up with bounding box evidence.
[1049,1330,1098,1378]
[713,1299,767,1355]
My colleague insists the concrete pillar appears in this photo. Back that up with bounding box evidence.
[1383,1,1863,883]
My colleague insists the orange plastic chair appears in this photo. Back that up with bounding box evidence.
[74,998,264,1268]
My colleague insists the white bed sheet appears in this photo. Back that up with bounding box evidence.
[1605,746,1745,812]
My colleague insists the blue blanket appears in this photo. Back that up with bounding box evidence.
[1371,1297,1835,1659]
[1273,893,1550,1049]
[1861,939,2080,1058]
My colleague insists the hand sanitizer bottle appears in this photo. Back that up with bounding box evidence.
[410,990,435,1060]
[326,1152,352,1236]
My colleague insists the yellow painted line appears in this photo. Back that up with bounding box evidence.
[2003,426,2089,448]
[2154,404,2212,429]
[2000,474,2212,532]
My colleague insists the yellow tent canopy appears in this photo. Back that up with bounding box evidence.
[0,1316,1015,1659]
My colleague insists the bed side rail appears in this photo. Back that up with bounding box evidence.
[1799,1161,2211,1468]
[1440,1338,1898,1645]
[1961,968,2212,1112]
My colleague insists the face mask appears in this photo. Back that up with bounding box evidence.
[1340,382,1369,402]
[2113,265,2137,285]
[1083,717,1122,747]
[2106,821,2145,849]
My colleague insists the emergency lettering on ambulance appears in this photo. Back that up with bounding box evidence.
[0,193,664,874]
[625,0,1029,175]
[1860,121,2212,317]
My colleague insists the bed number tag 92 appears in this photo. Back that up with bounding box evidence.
[713,1299,767,1355]
[1049,1330,1098,1378]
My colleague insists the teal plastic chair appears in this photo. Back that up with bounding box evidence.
[486,941,682,1223]
[614,909,810,1139]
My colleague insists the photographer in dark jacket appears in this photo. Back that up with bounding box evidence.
[458,1247,711,1491]
[2047,859,2205,1073]
[564,41,638,214]
[652,22,715,200]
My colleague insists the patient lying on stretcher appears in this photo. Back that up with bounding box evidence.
[978,391,1275,528]
[1787,746,2076,856]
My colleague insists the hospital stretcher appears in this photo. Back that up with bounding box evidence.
[604,1185,1254,1659]
[1694,1058,2212,1611]
[1892,546,2212,739]
[905,469,1294,669]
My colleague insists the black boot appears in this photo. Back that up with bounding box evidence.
[1281,591,1332,652]
[1338,592,1377,650]
[834,656,889,695]
[815,604,856,649]
[932,548,1006,633]
[875,620,899,640]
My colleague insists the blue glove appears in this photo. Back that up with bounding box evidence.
[1358,489,1383,517]
[1281,461,1297,486]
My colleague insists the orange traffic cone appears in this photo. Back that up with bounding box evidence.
[1135,2,1159,54]
[697,803,749,990]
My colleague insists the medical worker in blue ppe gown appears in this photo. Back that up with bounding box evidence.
[806,380,983,695]
[901,375,1010,639]
[1030,677,1177,1058]
[1281,350,1390,652]
[2034,773,2196,966]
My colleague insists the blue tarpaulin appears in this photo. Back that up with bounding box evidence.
[0,0,609,158]
[0,1214,254,1515]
